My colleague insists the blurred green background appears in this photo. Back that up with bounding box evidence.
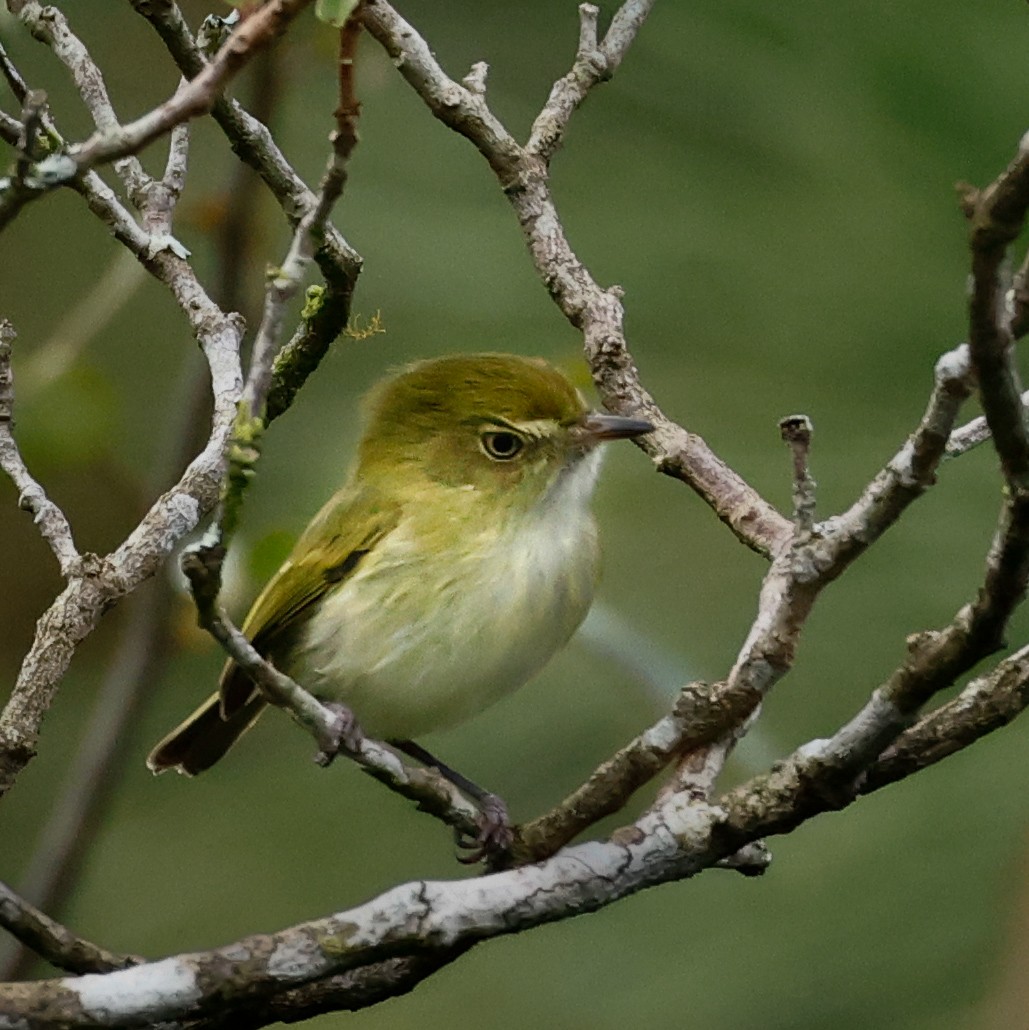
[3,2,1029,1027]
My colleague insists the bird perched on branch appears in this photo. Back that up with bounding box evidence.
[148,352,652,856]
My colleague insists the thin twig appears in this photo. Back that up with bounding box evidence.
[964,139,1029,485]
[865,642,1029,789]
[130,0,362,288]
[0,37,29,103]
[0,321,81,577]
[0,881,141,975]
[13,1,149,196]
[779,414,816,532]
[43,0,313,185]
[199,9,362,561]
[0,109,20,146]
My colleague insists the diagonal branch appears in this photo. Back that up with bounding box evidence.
[129,0,362,289]
[0,882,141,976]
[527,1,656,161]
[38,0,313,185]
[179,560,482,842]
[12,1,149,197]
[361,0,792,558]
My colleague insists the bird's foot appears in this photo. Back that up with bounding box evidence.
[456,792,513,866]
[314,702,364,767]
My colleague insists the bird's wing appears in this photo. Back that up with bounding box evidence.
[219,483,402,715]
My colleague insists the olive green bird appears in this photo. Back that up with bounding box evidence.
[148,353,651,847]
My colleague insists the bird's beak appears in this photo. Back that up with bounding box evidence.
[576,411,654,444]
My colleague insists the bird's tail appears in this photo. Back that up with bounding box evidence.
[146,692,267,775]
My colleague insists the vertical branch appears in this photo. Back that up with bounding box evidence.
[203,5,364,569]
[779,415,816,533]
[0,322,80,577]
[964,146,1029,485]
[181,3,365,686]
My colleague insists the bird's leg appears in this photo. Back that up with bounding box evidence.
[392,739,512,863]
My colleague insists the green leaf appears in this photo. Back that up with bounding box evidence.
[315,0,359,28]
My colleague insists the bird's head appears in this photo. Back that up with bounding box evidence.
[358,353,652,513]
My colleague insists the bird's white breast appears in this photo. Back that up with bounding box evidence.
[292,451,604,740]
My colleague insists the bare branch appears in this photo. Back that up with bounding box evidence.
[865,642,1029,789]
[830,344,973,555]
[130,0,362,288]
[515,681,718,863]
[0,882,141,975]
[0,150,245,799]
[0,110,19,146]
[964,139,1029,484]
[0,321,80,577]
[778,414,816,532]
[12,0,149,196]
[946,410,993,457]
[720,639,1029,842]
[361,0,792,558]
[360,1,521,177]
[197,10,363,558]
[0,37,29,102]
[526,0,656,161]
[131,0,362,403]
[45,0,313,184]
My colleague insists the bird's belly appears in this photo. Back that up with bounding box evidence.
[291,522,597,740]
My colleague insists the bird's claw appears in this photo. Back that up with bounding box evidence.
[314,702,364,767]
[456,792,513,865]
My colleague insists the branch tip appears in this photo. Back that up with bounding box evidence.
[462,61,489,96]
[577,4,601,58]
[779,414,816,531]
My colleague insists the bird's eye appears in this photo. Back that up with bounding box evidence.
[480,430,524,461]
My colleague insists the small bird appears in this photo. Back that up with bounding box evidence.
[148,353,651,854]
